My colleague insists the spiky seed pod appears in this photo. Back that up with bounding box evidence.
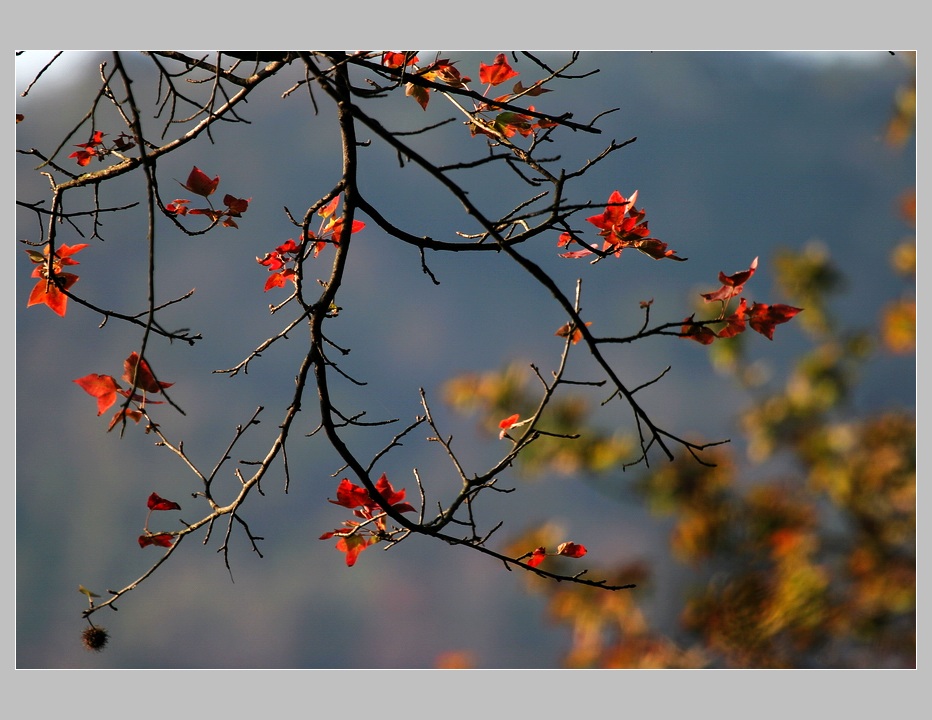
[81,625,109,652]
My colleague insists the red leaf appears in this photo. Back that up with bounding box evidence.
[335,533,376,567]
[586,190,634,233]
[147,492,181,511]
[747,302,803,340]
[382,52,419,68]
[138,532,175,548]
[556,541,587,558]
[26,243,86,316]
[181,166,220,197]
[122,352,173,394]
[373,473,407,507]
[681,316,717,345]
[326,217,366,240]
[526,547,547,568]
[701,257,758,303]
[166,199,190,215]
[27,273,78,316]
[107,408,143,432]
[68,131,105,166]
[74,373,121,415]
[263,269,294,291]
[479,54,519,86]
[68,149,96,166]
[223,194,250,216]
[716,298,748,338]
[499,413,520,430]
[329,478,372,509]
[421,59,470,88]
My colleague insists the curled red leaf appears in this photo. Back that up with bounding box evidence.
[747,302,803,340]
[181,166,219,197]
[556,541,587,558]
[526,547,548,568]
[122,352,173,394]
[138,532,175,548]
[147,492,181,512]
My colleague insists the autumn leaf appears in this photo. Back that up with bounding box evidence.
[111,132,135,152]
[329,478,373,509]
[335,533,377,567]
[681,316,717,345]
[68,130,105,166]
[166,199,190,215]
[479,54,519,86]
[263,267,295,291]
[512,80,551,97]
[181,166,220,197]
[373,473,415,512]
[498,413,521,439]
[138,532,175,548]
[747,302,803,340]
[324,216,366,240]
[406,82,431,110]
[526,546,548,568]
[555,321,592,345]
[147,492,181,511]
[493,111,534,138]
[556,541,587,558]
[107,407,144,432]
[26,242,88,317]
[716,298,748,339]
[27,272,78,316]
[74,373,122,415]
[122,352,173,394]
[579,190,684,261]
[701,257,759,303]
[382,52,419,68]
[420,59,470,88]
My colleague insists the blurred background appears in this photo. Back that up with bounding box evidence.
[15,51,915,668]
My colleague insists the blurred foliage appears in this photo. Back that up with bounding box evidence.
[443,363,634,476]
[441,62,915,668]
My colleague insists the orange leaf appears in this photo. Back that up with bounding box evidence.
[479,54,519,86]
[335,533,377,567]
[498,413,520,439]
[382,52,419,68]
[107,407,143,432]
[27,273,78,317]
[555,321,592,344]
[74,373,121,415]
